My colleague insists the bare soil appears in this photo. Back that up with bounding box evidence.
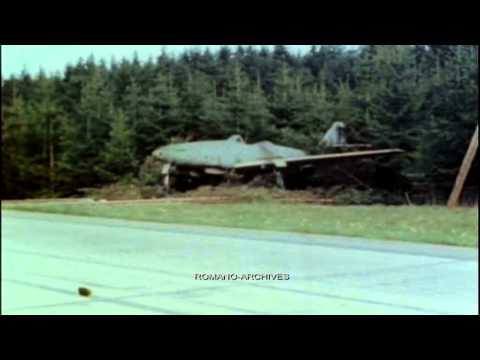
[178,185,334,204]
[78,183,334,204]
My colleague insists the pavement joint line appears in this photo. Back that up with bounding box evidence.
[6,247,194,280]
[3,210,477,261]
[248,283,452,315]
[6,246,459,288]
[5,247,455,315]
[30,273,236,301]
[32,273,149,291]
[3,278,185,315]
[296,259,465,282]
[4,278,262,315]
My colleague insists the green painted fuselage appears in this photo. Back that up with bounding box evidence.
[153,135,306,169]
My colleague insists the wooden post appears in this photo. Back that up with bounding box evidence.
[448,126,478,208]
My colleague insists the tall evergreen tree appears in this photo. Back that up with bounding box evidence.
[135,71,181,157]
[60,69,114,189]
[96,109,138,182]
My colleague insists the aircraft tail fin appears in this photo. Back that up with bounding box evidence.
[321,122,347,147]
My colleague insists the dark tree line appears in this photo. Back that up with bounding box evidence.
[1,45,478,201]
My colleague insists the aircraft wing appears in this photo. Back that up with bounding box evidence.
[233,149,404,169]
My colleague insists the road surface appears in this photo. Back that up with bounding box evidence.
[2,209,478,315]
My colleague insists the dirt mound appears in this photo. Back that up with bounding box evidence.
[179,185,333,204]
[79,183,334,204]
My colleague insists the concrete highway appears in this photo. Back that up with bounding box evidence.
[1,209,478,315]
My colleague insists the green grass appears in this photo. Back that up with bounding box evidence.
[2,201,478,247]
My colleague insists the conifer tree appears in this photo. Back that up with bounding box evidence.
[96,109,138,182]
[136,71,180,157]
[60,68,114,188]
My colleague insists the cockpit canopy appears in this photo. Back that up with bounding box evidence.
[227,135,245,144]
